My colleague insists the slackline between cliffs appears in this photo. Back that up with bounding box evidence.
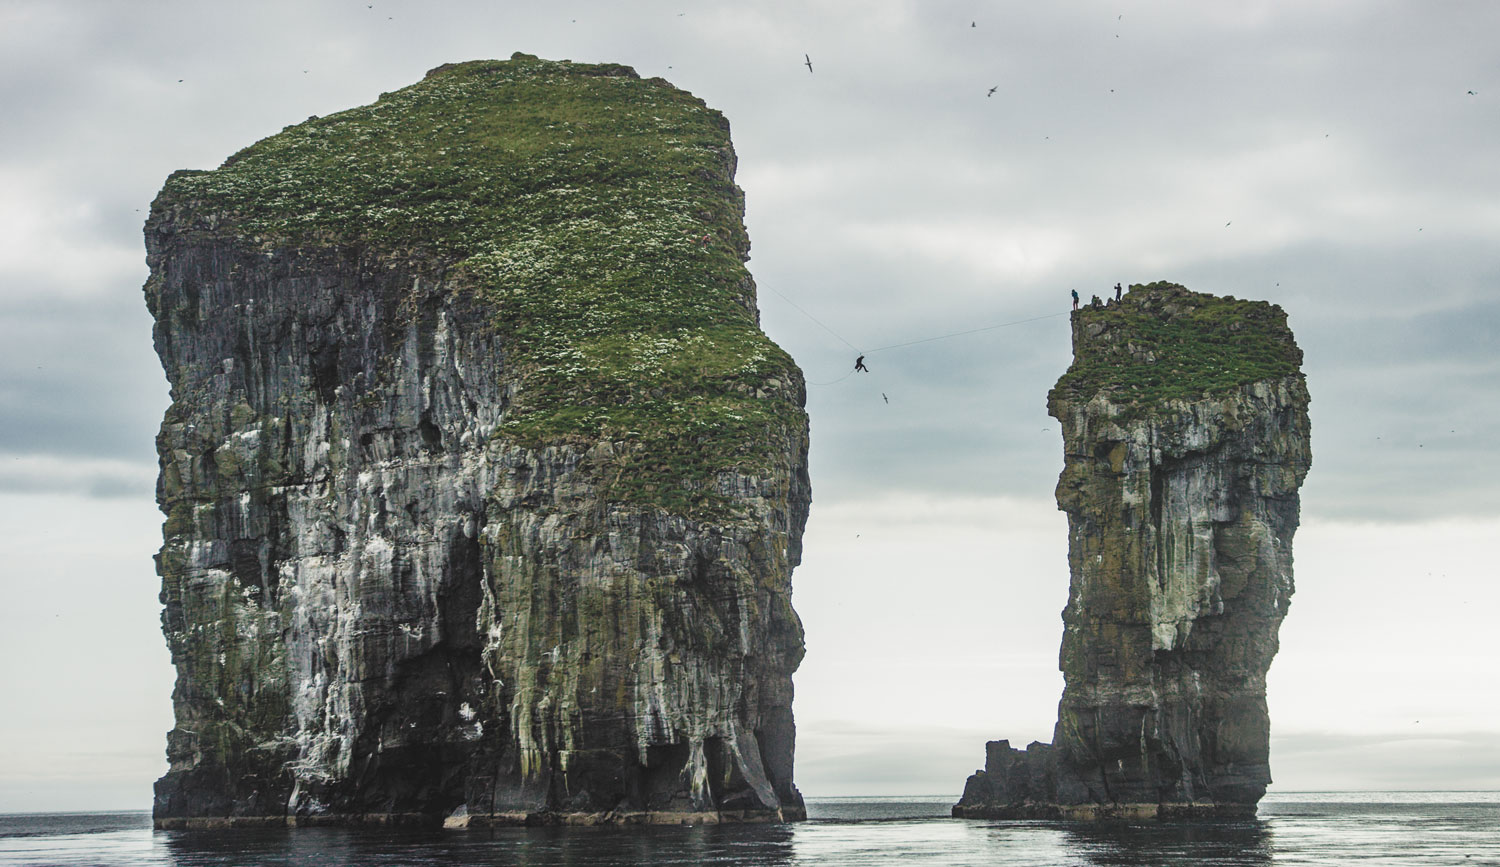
[765,285,1070,386]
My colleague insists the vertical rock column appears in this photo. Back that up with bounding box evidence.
[146,55,810,828]
[956,283,1311,819]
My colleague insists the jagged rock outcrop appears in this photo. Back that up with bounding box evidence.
[955,283,1311,820]
[146,55,809,828]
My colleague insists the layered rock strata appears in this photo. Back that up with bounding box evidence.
[147,55,809,828]
[955,283,1311,820]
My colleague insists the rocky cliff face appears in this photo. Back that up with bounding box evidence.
[146,55,809,828]
[955,283,1311,819]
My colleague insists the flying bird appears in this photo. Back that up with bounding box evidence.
[987,86,998,97]
[882,393,889,404]
[804,54,813,73]
[971,21,976,27]
[1468,90,1477,95]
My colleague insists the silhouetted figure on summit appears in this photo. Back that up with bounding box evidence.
[1071,289,1079,310]
[854,355,869,373]
[1115,282,1122,302]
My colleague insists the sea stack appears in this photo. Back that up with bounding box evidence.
[955,283,1311,820]
[146,55,809,828]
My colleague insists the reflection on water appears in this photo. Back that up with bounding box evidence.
[1060,819,1273,866]
[3,794,1499,866]
[159,823,798,867]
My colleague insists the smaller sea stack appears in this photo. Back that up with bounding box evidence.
[955,282,1311,820]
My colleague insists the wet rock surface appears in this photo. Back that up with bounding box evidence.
[147,57,808,828]
[955,284,1311,820]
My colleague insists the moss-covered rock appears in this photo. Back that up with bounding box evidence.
[156,53,802,521]
[957,283,1311,820]
[1051,282,1303,408]
[148,56,808,828]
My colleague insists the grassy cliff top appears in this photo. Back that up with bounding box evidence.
[1049,282,1303,408]
[156,55,804,520]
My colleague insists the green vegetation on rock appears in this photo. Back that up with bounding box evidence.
[1050,282,1303,407]
[157,54,803,520]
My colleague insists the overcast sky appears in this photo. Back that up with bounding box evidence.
[2,0,1497,812]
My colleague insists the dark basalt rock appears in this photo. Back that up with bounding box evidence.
[955,284,1311,820]
[147,56,809,829]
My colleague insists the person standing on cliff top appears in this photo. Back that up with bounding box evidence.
[854,355,869,372]
[1071,289,1079,310]
[1114,282,1122,302]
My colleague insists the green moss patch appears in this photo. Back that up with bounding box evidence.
[1050,282,1303,407]
[156,54,804,520]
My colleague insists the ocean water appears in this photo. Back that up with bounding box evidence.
[2,793,1497,866]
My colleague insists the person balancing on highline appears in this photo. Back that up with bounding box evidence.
[854,355,869,372]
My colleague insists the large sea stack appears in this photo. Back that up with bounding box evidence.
[146,55,809,828]
[955,283,1311,819]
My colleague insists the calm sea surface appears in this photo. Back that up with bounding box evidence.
[2,793,1497,866]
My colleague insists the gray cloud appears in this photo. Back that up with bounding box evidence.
[795,725,1500,796]
[0,291,166,468]
[1271,731,1500,791]
[0,456,156,500]
[795,721,1000,796]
